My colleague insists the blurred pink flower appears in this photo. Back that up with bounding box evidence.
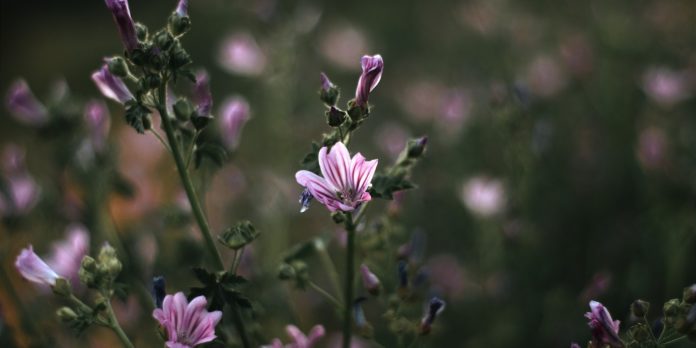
[559,33,594,76]
[636,126,668,170]
[219,96,251,150]
[360,264,381,295]
[585,300,622,347]
[0,145,40,217]
[319,25,369,70]
[580,271,612,302]
[641,67,691,107]
[46,224,89,287]
[152,292,222,348]
[426,254,467,300]
[6,79,48,126]
[460,176,506,217]
[84,100,111,153]
[375,122,409,160]
[264,324,325,348]
[295,142,377,212]
[193,70,213,117]
[523,54,568,98]
[15,246,60,286]
[218,33,267,76]
[354,55,384,107]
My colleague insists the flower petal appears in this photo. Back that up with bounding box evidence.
[351,153,378,194]
[296,170,341,211]
[319,142,351,192]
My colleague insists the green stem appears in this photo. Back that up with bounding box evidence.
[156,78,251,348]
[185,130,201,170]
[103,295,135,348]
[342,212,356,348]
[308,281,343,309]
[149,129,171,153]
[661,335,686,346]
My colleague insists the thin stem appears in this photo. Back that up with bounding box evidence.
[316,240,343,302]
[103,295,135,348]
[185,130,201,170]
[308,281,343,309]
[232,247,245,274]
[342,212,356,348]
[661,335,686,346]
[156,78,251,348]
[149,129,171,153]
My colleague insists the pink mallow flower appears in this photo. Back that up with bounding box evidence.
[15,246,61,286]
[6,79,48,126]
[263,324,325,348]
[219,96,251,150]
[354,55,384,107]
[585,300,623,347]
[47,224,90,287]
[295,142,377,212]
[152,292,222,348]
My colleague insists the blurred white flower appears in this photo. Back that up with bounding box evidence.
[218,33,267,76]
[460,176,506,217]
[523,54,568,98]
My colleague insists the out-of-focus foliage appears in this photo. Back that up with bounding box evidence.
[1,0,695,347]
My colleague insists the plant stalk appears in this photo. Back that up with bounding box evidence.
[342,212,356,348]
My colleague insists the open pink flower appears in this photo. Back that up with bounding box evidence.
[585,300,622,347]
[295,142,377,212]
[15,246,60,286]
[152,292,222,348]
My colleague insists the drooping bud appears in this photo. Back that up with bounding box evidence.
[152,276,166,309]
[6,79,49,126]
[420,297,446,335]
[168,0,191,36]
[326,106,347,127]
[299,188,313,213]
[92,65,134,104]
[360,264,381,296]
[354,54,384,107]
[319,72,340,106]
[103,0,139,53]
[15,246,60,286]
[219,96,251,150]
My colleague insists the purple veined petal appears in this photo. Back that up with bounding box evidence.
[318,142,351,192]
[175,0,188,17]
[350,153,378,194]
[153,292,221,347]
[320,72,334,92]
[6,79,49,126]
[193,70,213,116]
[92,65,134,104]
[104,0,138,52]
[295,170,340,209]
[15,246,61,286]
[355,54,384,106]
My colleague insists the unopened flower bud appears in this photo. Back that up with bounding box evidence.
[277,263,296,280]
[420,297,446,335]
[326,106,346,127]
[92,65,134,104]
[135,22,148,41]
[319,72,340,106]
[152,276,166,309]
[170,44,192,70]
[663,299,681,326]
[98,243,122,277]
[56,307,78,322]
[106,56,130,78]
[79,255,97,287]
[173,98,195,121]
[52,277,73,297]
[354,55,383,107]
[631,299,650,318]
[360,264,381,296]
[684,284,696,304]
[406,136,428,159]
[104,0,139,53]
[154,30,175,51]
[168,0,191,36]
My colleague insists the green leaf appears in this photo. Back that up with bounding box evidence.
[217,221,259,250]
[124,102,151,134]
[300,142,321,173]
[368,173,416,199]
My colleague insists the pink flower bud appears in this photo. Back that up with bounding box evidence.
[92,65,134,104]
[104,0,138,52]
[354,55,383,107]
[360,264,381,295]
[6,79,48,126]
[15,246,60,286]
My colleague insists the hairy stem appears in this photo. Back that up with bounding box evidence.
[157,78,251,348]
[309,281,343,309]
[342,212,356,348]
[103,295,135,348]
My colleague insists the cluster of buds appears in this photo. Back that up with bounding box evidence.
[79,243,122,290]
[277,260,310,289]
[95,0,195,134]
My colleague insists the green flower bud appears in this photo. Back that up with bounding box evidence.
[406,136,428,159]
[97,243,122,277]
[135,22,149,41]
[106,57,130,78]
[173,98,195,121]
[154,31,175,51]
[347,100,368,123]
[168,13,191,37]
[170,44,192,70]
[664,298,681,326]
[326,106,346,127]
[79,256,97,287]
[56,307,78,322]
[52,277,72,297]
[277,263,296,280]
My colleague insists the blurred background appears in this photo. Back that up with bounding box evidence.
[1,0,695,347]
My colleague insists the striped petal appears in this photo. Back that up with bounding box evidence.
[296,170,341,211]
[319,142,351,192]
[350,153,378,194]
